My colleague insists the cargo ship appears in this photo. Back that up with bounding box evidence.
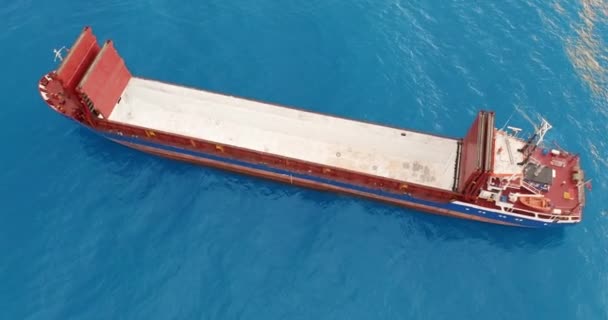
[38,26,589,228]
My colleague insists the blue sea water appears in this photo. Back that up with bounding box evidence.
[1,0,607,319]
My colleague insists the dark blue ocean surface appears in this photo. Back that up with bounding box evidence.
[1,0,607,319]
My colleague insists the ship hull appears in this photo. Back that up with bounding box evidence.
[87,127,566,228]
[37,26,586,229]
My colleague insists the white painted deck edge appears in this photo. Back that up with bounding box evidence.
[108,77,459,190]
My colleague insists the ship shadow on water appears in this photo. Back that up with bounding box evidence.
[74,127,566,250]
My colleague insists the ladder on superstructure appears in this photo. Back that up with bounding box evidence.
[501,125,523,166]
[504,134,515,165]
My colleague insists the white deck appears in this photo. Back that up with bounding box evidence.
[108,77,460,190]
[493,130,526,176]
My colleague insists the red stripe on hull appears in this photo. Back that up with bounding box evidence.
[111,139,519,227]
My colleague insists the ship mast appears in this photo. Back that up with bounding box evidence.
[517,117,552,165]
[533,117,552,148]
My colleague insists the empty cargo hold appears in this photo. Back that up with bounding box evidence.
[108,77,460,190]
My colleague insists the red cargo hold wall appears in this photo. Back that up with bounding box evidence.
[457,111,485,193]
[56,27,101,91]
[77,40,131,119]
[457,111,496,198]
[482,111,495,173]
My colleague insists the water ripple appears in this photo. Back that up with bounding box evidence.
[562,0,608,102]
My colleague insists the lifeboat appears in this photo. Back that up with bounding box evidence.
[518,195,552,213]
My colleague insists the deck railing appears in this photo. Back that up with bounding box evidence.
[521,181,541,194]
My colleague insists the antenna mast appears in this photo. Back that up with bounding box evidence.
[517,116,552,165]
[534,117,552,147]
